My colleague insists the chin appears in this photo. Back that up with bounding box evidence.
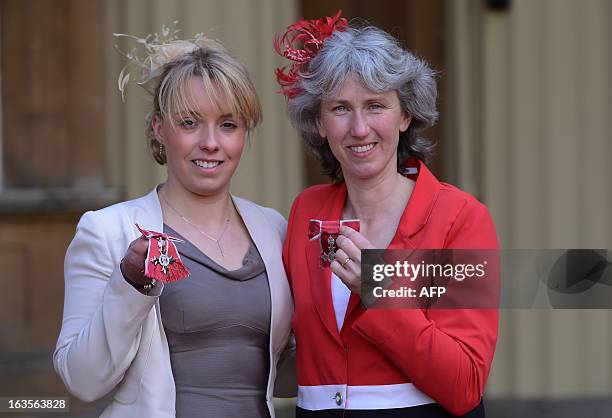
[185,179,230,197]
[343,163,385,180]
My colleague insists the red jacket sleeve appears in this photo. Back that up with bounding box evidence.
[351,200,499,416]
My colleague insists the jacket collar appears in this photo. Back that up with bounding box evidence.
[135,186,273,278]
[125,187,164,240]
[315,159,441,240]
[232,196,272,264]
[307,160,441,344]
[392,160,441,246]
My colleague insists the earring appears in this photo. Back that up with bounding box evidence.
[159,143,165,157]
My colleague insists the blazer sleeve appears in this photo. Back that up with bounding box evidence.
[351,201,499,416]
[53,210,162,402]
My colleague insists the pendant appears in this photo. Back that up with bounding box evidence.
[150,237,175,274]
[151,253,175,274]
[321,234,337,264]
[217,243,225,258]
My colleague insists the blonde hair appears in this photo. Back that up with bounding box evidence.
[146,40,262,164]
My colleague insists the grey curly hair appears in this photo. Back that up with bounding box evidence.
[285,25,438,181]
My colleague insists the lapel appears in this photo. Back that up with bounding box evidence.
[232,196,276,286]
[305,183,347,346]
[342,159,440,329]
[232,196,287,351]
[131,187,167,334]
[390,160,441,247]
[128,186,165,241]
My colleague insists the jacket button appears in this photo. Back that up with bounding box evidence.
[334,392,343,406]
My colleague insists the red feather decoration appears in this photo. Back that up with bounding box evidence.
[274,10,348,98]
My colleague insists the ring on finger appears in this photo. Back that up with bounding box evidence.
[341,257,351,268]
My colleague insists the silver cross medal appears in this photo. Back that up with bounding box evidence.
[322,234,337,264]
[151,236,175,274]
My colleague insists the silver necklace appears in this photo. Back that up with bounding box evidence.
[161,193,231,257]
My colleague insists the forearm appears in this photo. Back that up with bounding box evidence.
[352,308,497,415]
[54,264,161,401]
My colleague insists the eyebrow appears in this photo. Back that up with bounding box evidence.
[175,110,201,118]
[329,96,389,104]
[175,111,235,119]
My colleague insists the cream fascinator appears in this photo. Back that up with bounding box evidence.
[114,22,210,99]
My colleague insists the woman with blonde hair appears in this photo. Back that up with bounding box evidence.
[54,28,295,417]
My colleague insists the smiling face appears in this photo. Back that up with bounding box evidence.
[153,76,246,198]
[317,75,410,183]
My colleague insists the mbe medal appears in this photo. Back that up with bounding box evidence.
[308,219,360,267]
[136,224,189,283]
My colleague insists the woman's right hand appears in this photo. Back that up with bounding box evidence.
[120,236,151,285]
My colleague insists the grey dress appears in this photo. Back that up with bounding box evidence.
[160,226,271,418]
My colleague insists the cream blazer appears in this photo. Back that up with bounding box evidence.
[54,188,295,418]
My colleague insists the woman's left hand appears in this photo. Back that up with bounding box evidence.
[330,225,375,294]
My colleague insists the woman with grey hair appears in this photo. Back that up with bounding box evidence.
[278,13,498,417]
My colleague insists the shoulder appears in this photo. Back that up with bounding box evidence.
[434,183,497,248]
[76,198,137,233]
[290,183,340,214]
[296,183,339,202]
[436,182,489,215]
[72,191,158,249]
[233,196,287,235]
[414,162,488,218]
[87,192,155,222]
[77,188,160,233]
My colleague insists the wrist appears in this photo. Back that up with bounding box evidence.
[125,275,157,292]
[120,259,156,293]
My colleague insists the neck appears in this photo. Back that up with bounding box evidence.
[160,177,233,228]
[343,165,410,224]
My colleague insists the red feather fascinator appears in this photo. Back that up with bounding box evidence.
[274,10,348,98]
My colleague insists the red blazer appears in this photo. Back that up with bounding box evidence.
[283,161,499,415]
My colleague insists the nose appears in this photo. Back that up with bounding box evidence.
[349,111,370,139]
[199,125,220,151]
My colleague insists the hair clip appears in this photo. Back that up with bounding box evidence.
[113,22,208,100]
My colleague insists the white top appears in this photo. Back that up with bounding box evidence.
[331,273,351,330]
